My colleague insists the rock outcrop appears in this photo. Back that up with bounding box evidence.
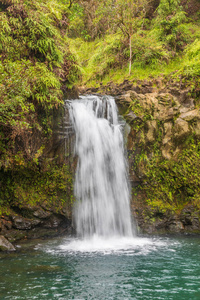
[0,204,73,243]
[117,88,197,161]
[114,82,200,234]
[0,235,15,251]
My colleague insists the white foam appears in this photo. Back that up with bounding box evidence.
[54,236,171,255]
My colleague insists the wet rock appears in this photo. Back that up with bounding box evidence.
[168,219,184,232]
[11,216,41,230]
[42,215,65,229]
[33,209,52,219]
[0,217,13,231]
[3,219,12,230]
[180,205,200,231]
[0,235,15,251]
[4,230,27,243]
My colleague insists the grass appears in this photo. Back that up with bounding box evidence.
[79,57,184,88]
[68,21,200,87]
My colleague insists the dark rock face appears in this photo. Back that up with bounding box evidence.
[132,202,200,235]
[11,216,41,230]
[0,205,73,243]
[180,206,200,231]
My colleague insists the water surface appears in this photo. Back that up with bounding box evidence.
[1,235,200,299]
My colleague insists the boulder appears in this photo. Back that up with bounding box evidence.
[163,122,173,145]
[0,235,15,251]
[168,221,184,232]
[118,92,134,106]
[162,142,172,159]
[43,215,65,229]
[140,93,157,113]
[146,120,157,143]
[174,118,190,139]
[180,109,200,121]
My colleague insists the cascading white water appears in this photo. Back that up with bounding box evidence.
[67,95,134,238]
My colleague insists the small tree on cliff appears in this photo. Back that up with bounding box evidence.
[88,0,149,74]
[111,0,149,75]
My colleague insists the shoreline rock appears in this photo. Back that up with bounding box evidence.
[0,235,16,252]
[0,205,73,244]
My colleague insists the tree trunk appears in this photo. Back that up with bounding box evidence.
[129,35,132,75]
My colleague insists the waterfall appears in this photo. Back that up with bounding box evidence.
[67,95,134,238]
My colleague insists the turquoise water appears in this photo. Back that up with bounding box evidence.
[0,236,200,299]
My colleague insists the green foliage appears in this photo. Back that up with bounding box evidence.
[142,140,200,213]
[65,0,200,84]
[68,1,200,84]
[0,0,80,169]
[130,31,170,68]
[0,163,74,212]
[68,2,89,39]
[69,33,125,81]
[87,34,125,80]
[70,30,172,83]
[178,39,200,78]
[154,0,187,50]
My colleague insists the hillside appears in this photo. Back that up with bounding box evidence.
[0,0,79,241]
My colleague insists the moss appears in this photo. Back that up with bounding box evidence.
[136,139,200,214]
[0,162,74,215]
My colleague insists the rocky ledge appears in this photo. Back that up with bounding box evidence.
[132,203,200,235]
[0,204,73,251]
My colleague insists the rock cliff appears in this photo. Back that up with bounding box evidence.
[115,81,200,234]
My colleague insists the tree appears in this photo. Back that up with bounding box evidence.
[107,0,149,75]
[155,0,187,50]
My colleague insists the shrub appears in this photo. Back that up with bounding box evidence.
[154,0,187,50]
[130,31,170,67]
[177,39,200,79]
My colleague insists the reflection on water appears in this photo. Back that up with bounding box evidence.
[1,236,200,299]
